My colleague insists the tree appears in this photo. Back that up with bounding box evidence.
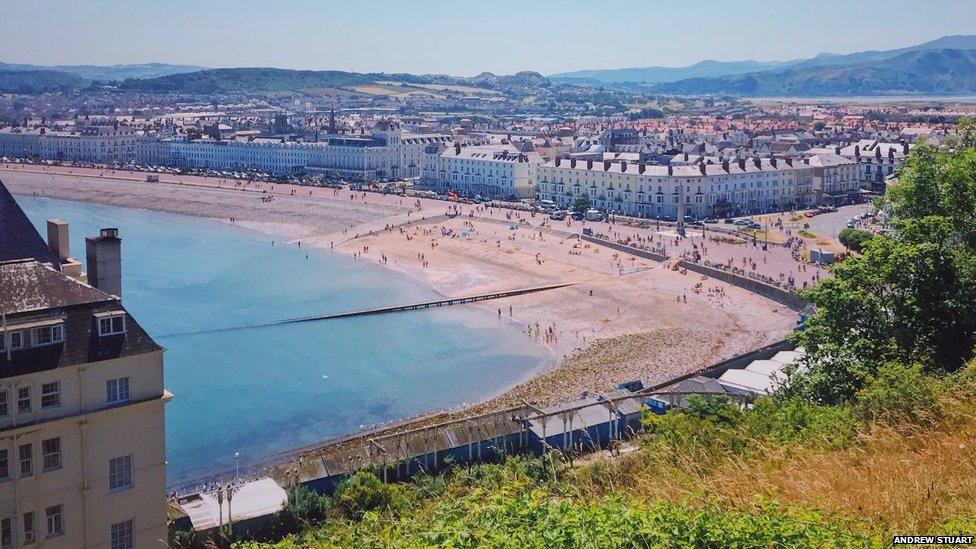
[789,123,976,404]
[838,227,873,252]
[572,196,591,214]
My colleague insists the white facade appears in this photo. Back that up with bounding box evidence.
[537,157,817,218]
[164,123,448,180]
[0,125,140,163]
[422,144,543,199]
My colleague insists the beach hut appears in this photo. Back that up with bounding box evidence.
[650,376,728,410]
[769,350,805,366]
[717,369,781,397]
[745,359,787,377]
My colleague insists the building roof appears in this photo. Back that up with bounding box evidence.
[0,180,61,267]
[0,261,162,378]
[0,259,110,315]
[180,477,287,531]
[526,396,620,439]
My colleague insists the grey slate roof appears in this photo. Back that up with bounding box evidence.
[0,179,61,267]
[0,261,162,378]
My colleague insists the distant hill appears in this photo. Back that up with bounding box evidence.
[112,67,548,95]
[115,68,433,94]
[550,34,976,92]
[0,61,204,81]
[651,49,976,96]
[787,34,976,70]
[0,70,88,94]
[550,59,798,85]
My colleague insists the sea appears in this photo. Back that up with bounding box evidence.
[19,196,551,485]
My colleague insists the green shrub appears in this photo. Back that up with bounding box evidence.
[335,471,408,520]
[855,363,942,424]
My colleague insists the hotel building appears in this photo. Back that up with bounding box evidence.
[421,143,543,199]
[537,156,818,219]
[0,182,170,548]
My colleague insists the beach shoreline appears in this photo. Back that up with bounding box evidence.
[3,166,797,416]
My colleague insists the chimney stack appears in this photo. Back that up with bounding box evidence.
[638,161,646,174]
[86,228,122,297]
[47,219,70,262]
[555,157,561,167]
[722,160,729,172]
[571,158,577,168]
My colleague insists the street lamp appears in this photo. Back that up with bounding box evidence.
[234,451,240,481]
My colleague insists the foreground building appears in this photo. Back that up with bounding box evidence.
[0,182,169,547]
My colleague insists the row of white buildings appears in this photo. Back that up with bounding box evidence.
[536,154,860,218]
[0,121,885,212]
[0,121,451,182]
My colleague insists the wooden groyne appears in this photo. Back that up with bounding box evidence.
[159,282,576,338]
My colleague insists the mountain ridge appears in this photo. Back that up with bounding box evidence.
[549,34,976,85]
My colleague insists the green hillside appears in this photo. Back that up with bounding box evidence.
[0,69,88,93]
[115,67,431,94]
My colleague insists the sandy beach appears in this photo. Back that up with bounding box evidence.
[2,166,799,415]
[328,214,795,410]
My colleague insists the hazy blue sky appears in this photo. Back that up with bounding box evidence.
[4,0,976,75]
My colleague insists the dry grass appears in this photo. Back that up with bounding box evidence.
[575,391,976,534]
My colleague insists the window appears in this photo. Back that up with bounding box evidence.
[98,315,126,336]
[0,391,6,417]
[18,444,31,477]
[111,519,133,549]
[44,505,62,538]
[106,377,130,405]
[22,512,34,545]
[1,517,10,549]
[40,383,60,409]
[109,455,133,491]
[17,387,30,414]
[0,449,7,480]
[0,331,23,352]
[41,438,60,471]
[30,325,63,347]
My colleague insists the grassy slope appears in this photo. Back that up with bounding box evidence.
[234,366,976,548]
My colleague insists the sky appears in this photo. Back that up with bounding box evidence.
[3,0,976,76]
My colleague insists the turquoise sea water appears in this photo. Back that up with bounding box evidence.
[19,197,550,485]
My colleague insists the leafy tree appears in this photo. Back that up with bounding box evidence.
[790,131,976,404]
[571,196,591,213]
[838,227,873,252]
